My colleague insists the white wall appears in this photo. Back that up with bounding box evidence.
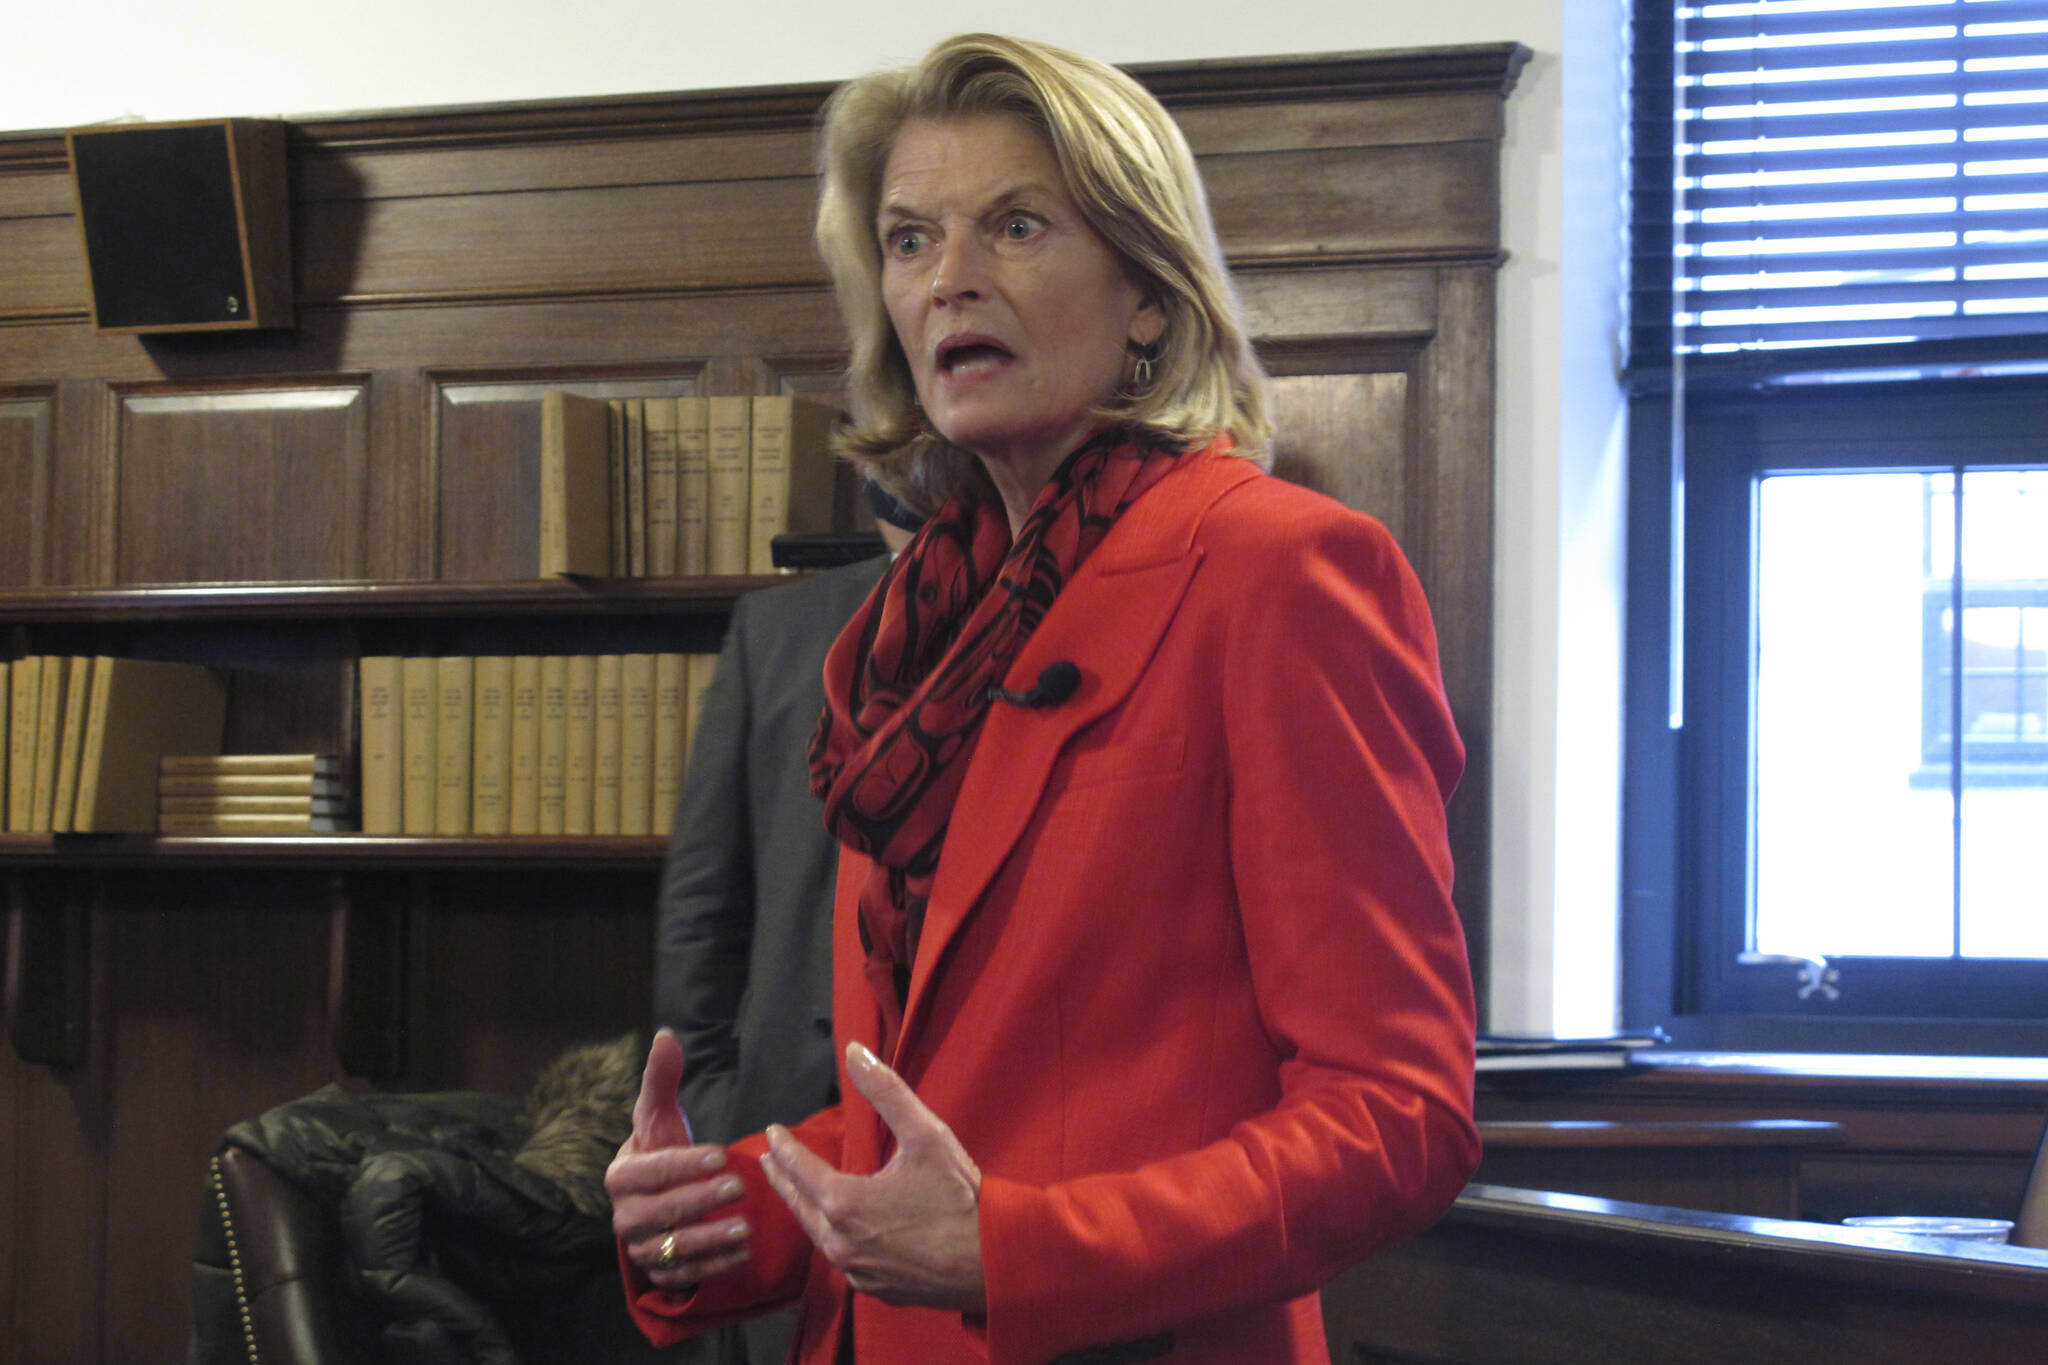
[1,0,1630,1037]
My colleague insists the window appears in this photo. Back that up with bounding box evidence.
[1626,0,2048,1048]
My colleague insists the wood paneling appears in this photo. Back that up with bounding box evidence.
[112,385,369,584]
[0,45,1523,1365]
[0,395,52,587]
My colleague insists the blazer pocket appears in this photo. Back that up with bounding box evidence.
[1062,735,1185,790]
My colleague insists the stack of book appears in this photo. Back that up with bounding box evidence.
[4,655,228,833]
[157,754,354,835]
[358,652,719,837]
[541,391,843,579]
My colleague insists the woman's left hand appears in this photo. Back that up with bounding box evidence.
[759,1041,986,1313]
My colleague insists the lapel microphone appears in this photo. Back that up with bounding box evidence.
[986,660,1081,709]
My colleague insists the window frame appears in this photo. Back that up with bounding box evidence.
[1627,376,2048,1049]
[1624,0,2048,1053]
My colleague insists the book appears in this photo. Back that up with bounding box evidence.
[158,773,351,798]
[705,395,752,575]
[1474,1031,1669,1073]
[29,654,69,831]
[607,400,629,576]
[539,390,613,578]
[159,794,352,815]
[434,655,474,835]
[50,655,93,832]
[0,660,7,830]
[470,655,513,834]
[592,653,624,835]
[643,398,680,576]
[621,398,648,577]
[161,753,345,775]
[652,652,687,837]
[5,657,34,831]
[6,656,36,831]
[509,655,542,835]
[538,654,568,835]
[619,653,656,836]
[747,396,842,575]
[158,812,350,835]
[563,654,597,835]
[358,657,403,834]
[400,657,438,835]
[674,397,710,576]
[73,657,228,833]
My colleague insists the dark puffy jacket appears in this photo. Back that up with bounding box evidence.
[188,1039,706,1365]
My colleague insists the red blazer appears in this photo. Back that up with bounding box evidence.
[629,448,1479,1364]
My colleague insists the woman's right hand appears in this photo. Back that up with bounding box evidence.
[606,1029,752,1291]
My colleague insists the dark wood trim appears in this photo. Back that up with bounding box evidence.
[0,576,773,623]
[0,834,666,869]
[0,44,1530,160]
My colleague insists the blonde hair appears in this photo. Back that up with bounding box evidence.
[815,33,1272,515]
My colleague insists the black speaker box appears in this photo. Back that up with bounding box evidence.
[66,119,294,334]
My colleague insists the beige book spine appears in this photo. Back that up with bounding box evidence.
[622,398,648,576]
[607,401,629,576]
[29,655,69,831]
[684,653,719,760]
[434,655,474,835]
[706,395,752,575]
[162,753,341,775]
[563,654,597,835]
[539,654,569,835]
[509,655,542,834]
[62,658,102,829]
[74,658,228,832]
[159,773,348,797]
[0,660,8,831]
[358,657,403,834]
[643,398,680,576]
[160,794,349,815]
[674,397,711,576]
[652,652,687,837]
[619,653,656,836]
[7,657,39,831]
[748,396,842,575]
[400,657,438,835]
[592,654,624,835]
[539,390,614,578]
[159,812,348,835]
[50,655,93,832]
[469,655,513,834]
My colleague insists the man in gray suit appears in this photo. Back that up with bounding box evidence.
[652,494,916,1365]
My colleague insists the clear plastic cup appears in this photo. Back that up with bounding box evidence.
[1841,1215,2015,1243]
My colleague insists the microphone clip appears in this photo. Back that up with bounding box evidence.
[985,660,1081,710]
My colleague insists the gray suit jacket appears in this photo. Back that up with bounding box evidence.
[653,555,886,1364]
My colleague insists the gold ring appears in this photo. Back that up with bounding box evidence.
[656,1228,679,1270]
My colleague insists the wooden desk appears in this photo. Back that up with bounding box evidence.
[1478,1053,2048,1224]
[1324,1184,2048,1365]
[1476,1118,1844,1218]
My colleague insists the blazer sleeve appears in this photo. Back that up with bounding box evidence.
[976,502,1481,1362]
[620,1101,844,1344]
[654,602,756,1144]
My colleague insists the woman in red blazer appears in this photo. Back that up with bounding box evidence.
[607,33,1480,1365]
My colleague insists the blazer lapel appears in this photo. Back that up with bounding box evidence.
[891,453,1261,1067]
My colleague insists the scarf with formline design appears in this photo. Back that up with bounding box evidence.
[807,426,1196,1059]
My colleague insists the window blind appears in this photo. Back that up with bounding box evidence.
[1674,0,2048,357]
